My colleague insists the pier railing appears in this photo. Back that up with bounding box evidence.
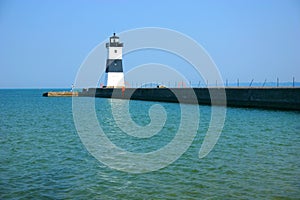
[98,78,299,89]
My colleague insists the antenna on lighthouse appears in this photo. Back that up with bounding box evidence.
[104,33,125,88]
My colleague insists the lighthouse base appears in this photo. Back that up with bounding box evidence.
[105,72,125,88]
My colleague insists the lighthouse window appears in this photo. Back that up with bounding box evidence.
[114,50,117,53]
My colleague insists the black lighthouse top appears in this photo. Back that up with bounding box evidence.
[106,33,123,47]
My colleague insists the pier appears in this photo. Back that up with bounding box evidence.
[77,87,300,111]
[42,91,78,97]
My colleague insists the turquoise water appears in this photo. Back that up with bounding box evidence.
[1,89,299,199]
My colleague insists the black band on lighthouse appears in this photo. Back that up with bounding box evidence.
[105,59,123,72]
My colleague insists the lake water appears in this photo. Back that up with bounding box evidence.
[0,89,299,199]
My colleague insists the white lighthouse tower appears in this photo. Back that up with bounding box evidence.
[104,33,125,88]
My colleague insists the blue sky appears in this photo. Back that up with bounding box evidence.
[0,0,299,88]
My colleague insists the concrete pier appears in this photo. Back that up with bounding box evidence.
[79,87,300,111]
[43,91,78,97]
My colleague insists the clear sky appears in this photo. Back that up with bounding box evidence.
[0,0,299,88]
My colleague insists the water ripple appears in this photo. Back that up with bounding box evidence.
[0,90,299,199]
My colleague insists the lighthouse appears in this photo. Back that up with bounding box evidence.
[104,33,125,88]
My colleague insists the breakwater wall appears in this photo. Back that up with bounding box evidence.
[79,87,300,111]
[43,91,78,97]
